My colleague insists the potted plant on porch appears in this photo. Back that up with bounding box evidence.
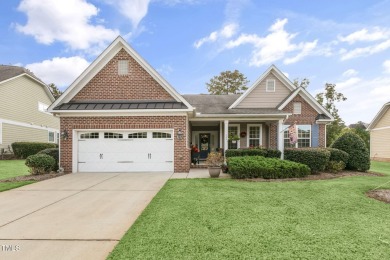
[228,134,240,144]
[206,152,224,178]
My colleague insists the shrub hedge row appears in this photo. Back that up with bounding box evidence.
[225,148,281,158]
[12,142,58,159]
[284,148,330,173]
[228,156,310,179]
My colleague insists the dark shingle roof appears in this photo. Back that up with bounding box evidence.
[182,94,289,115]
[315,114,331,120]
[53,100,188,110]
[0,65,43,83]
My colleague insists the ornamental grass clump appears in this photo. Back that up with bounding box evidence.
[206,152,224,167]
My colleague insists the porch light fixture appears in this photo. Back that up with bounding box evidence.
[61,130,69,140]
[177,129,183,140]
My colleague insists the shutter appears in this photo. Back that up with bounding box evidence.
[311,124,319,147]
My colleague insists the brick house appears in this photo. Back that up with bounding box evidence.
[49,36,333,173]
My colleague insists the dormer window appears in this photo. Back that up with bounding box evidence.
[266,79,275,92]
[118,60,129,75]
[293,102,301,114]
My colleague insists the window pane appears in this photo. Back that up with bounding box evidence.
[48,132,54,142]
[128,132,147,138]
[153,132,171,138]
[249,139,260,147]
[118,60,129,75]
[104,132,123,139]
[80,132,99,139]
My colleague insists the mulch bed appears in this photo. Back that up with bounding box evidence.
[366,190,390,204]
[243,171,384,182]
[0,172,69,183]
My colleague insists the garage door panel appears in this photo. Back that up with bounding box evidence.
[77,130,174,172]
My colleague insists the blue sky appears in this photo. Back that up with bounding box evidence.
[1,0,390,125]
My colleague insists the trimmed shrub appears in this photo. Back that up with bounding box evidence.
[37,148,59,171]
[331,132,370,172]
[225,148,281,159]
[12,142,58,159]
[228,156,310,179]
[325,148,349,172]
[326,148,349,164]
[25,154,56,175]
[326,161,346,173]
[284,148,330,173]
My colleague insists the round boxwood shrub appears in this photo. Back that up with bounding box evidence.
[37,148,59,171]
[331,132,370,172]
[25,154,56,175]
[284,148,330,173]
[12,142,58,159]
[325,148,349,172]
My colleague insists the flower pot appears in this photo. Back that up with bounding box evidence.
[208,166,221,178]
[232,140,237,144]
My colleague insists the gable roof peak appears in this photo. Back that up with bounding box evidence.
[49,35,193,112]
[228,64,296,109]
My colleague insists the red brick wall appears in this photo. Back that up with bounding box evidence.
[72,48,174,101]
[60,116,190,173]
[276,94,327,148]
[269,123,278,149]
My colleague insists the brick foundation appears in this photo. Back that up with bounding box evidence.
[60,116,190,173]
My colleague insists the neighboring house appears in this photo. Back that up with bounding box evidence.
[48,36,333,173]
[0,65,60,153]
[367,102,390,161]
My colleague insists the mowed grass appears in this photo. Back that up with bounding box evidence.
[0,160,34,192]
[371,161,390,176]
[109,165,390,259]
[0,181,34,192]
[0,160,29,180]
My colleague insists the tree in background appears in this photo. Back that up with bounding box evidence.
[48,83,63,100]
[293,78,310,88]
[206,70,249,95]
[315,83,347,146]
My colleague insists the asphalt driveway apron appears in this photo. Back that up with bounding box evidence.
[0,172,171,260]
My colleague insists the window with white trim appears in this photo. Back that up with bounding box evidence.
[48,131,55,142]
[228,124,240,149]
[284,125,311,148]
[80,132,99,139]
[247,124,262,147]
[104,132,123,139]
[153,132,172,138]
[128,132,147,138]
[266,79,275,92]
[293,102,301,114]
[118,60,129,75]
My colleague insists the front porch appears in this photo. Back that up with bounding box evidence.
[189,119,285,167]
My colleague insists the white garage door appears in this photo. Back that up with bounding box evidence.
[77,130,174,172]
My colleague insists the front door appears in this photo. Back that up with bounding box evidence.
[199,133,210,159]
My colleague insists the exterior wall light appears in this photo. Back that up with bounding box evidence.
[177,129,183,140]
[61,130,69,140]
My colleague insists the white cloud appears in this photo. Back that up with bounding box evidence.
[342,69,358,77]
[103,0,150,28]
[225,18,318,66]
[340,39,390,60]
[338,28,389,44]
[157,64,174,76]
[26,56,90,88]
[383,60,390,73]
[16,0,118,50]
[334,76,390,124]
[194,23,238,49]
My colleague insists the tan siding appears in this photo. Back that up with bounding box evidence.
[371,129,390,160]
[375,108,390,128]
[1,123,49,151]
[0,76,59,129]
[237,72,291,108]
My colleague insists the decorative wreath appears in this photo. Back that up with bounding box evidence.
[240,131,247,138]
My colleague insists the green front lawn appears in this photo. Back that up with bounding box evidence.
[0,160,29,180]
[0,181,35,192]
[371,161,390,176]
[109,166,390,259]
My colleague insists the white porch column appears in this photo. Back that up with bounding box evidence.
[219,121,223,149]
[278,119,284,160]
[224,120,229,154]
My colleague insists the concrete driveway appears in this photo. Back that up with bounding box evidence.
[0,172,171,260]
